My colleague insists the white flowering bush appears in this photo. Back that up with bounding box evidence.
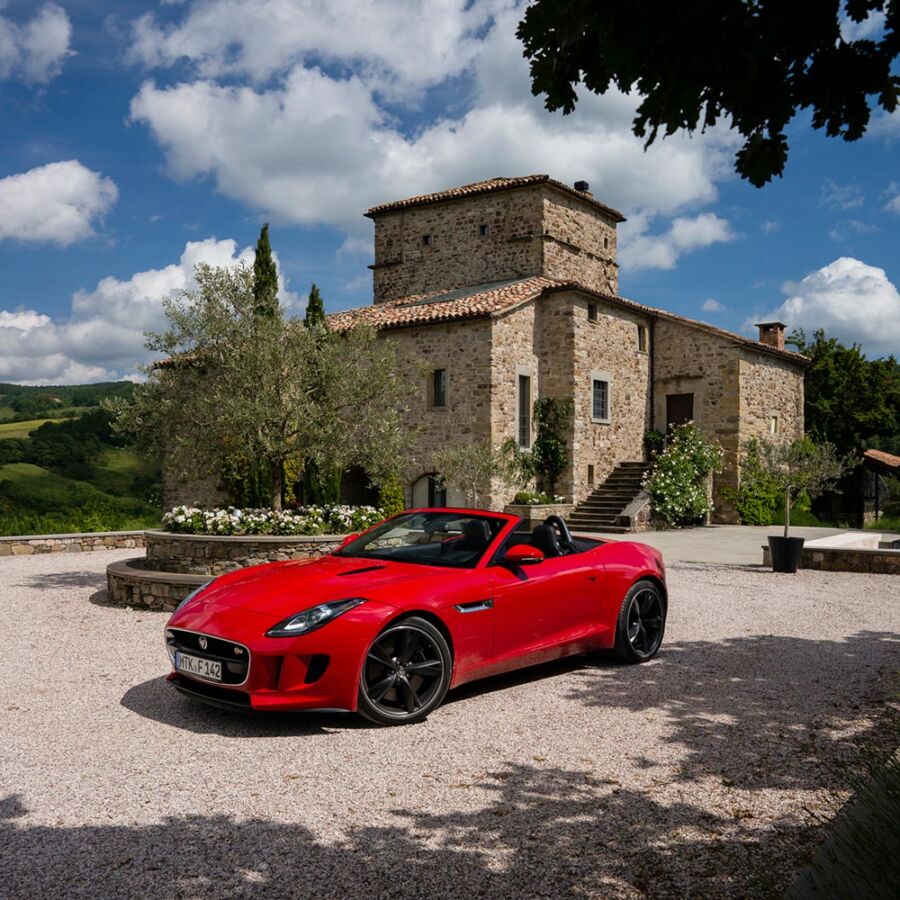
[162,505,385,536]
[643,422,724,527]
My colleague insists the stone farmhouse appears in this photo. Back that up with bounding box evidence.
[330,174,808,528]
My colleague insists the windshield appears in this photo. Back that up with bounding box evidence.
[335,511,506,569]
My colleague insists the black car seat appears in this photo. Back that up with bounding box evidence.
[455,518,492,553]
[530,523,562,558]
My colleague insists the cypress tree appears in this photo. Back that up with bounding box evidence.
[304,283,326,327]
[252,223,279,318]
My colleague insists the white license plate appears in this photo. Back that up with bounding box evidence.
[176,651,222,682]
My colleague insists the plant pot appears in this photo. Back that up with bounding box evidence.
[768,536,805,573]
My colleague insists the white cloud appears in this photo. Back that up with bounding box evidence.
[757,257,900,357]
[761,220,781,234]
[128,2,736,250]
[884,182,900,214]
[820,179,864,211]
[618,212,736,271]
[0,238,301,384]
[827,219,878,242]
[128,0,504,98]
[701,298,726,313]
[0,3,72,84]
[0,161,118,245]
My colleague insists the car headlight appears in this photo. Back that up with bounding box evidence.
[266,598,367,637]
[174,581,212,614]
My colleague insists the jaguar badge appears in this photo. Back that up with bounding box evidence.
[198,636,208,650]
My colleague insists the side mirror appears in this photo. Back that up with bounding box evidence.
[339,532,360,549]
[503,544,545,566]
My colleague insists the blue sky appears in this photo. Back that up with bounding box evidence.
[1,0,898,383]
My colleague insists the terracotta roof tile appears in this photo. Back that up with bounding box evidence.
[864,448,900,470]
[366,175,626,222]
[329,276,809,367]
[328,276,556,331]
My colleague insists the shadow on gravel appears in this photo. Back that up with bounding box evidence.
[568,630,900,792]
[0,762,819,899]
[120,676,367,736]
[15,570,107,590]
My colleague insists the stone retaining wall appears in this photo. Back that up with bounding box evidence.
[762,544,900,575]
[503,503,575,527]
[144,530,344,575]
[107,558,208,612]
[0,531,145,557]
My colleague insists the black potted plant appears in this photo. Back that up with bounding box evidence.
[757,437,851,573]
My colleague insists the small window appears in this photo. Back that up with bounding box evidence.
[637,325,648,352]
[478,223,489,237]
[431,369,447,408]
[587,464,595,485]
[591,377,610,423]
[517,374,532,448]
[587,303,598,322]
[603,236,609,250]
[422,234,432,246]
[769,415,778,435]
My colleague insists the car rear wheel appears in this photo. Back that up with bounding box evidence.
[357,617,452,725]
[613,580,666,663]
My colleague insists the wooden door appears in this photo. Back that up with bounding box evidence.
[666,393,694,428]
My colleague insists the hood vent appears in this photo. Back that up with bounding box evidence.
[338,565,388,576]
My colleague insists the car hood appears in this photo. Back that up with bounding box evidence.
[187,554,448,619]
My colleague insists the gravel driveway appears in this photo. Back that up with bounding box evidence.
[1,549,898,898]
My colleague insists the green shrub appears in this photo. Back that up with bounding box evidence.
[644,429,665,458]
[644,423,724,527]
[512,490,561,505]
[732,438,782,525]
[378,473,406,517]
[531,398,573,496]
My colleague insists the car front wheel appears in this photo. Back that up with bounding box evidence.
[613,580,666,663]
[357,616,452,725]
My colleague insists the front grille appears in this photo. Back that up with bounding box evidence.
[167,628,250,685]
[171,674,252,709]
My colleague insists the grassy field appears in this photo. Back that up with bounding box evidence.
[0,418,58,439]
[0,462,160,536]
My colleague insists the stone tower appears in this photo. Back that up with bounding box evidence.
[365,175,625,303]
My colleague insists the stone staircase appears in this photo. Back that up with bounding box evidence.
[567,461,649,534]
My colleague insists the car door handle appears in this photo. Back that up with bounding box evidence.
[455,599,494,613]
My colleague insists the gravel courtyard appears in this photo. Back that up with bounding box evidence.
[1,548,898,899]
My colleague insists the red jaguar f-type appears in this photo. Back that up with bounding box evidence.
[165,509,667,725]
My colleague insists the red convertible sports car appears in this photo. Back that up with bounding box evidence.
[165,508,667,725]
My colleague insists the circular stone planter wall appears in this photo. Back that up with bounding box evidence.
[144,530,344,575]
[106,531,346,612]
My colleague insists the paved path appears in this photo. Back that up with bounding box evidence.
[579,525,846,565]
[1,548,898,898]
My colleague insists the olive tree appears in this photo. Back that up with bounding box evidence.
[432,439,531,509]
[108,263,411,510]
[756,437,855,537]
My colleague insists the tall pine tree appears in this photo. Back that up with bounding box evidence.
[304,283,326,327]
[252,223,279,318]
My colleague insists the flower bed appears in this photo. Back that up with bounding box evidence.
[162,504,384,536]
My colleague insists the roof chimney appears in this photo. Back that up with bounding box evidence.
[755,321,787,352]
[574,180,591,195]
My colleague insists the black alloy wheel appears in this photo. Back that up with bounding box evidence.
[357,617,452,725]
[613,580,666,663]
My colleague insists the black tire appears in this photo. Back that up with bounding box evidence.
[357,616,452,725]
[613,580,666,664]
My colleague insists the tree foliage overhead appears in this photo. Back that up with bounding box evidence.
[518,0,900,186]
[788,328,900,457]
[109,263,412,510]
[252,223,279,318]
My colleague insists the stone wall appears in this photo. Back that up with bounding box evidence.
[382,317,494,504]
[569,292,651,503]
[652,318,743,521]
[370,184,620,303]
[371,188,543,302]
[762,544,900,575]
[539,186,619,295]
[738,353,805,446]
[107,558,208,612]
[0,531,145,556]
[145,531,344,576]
